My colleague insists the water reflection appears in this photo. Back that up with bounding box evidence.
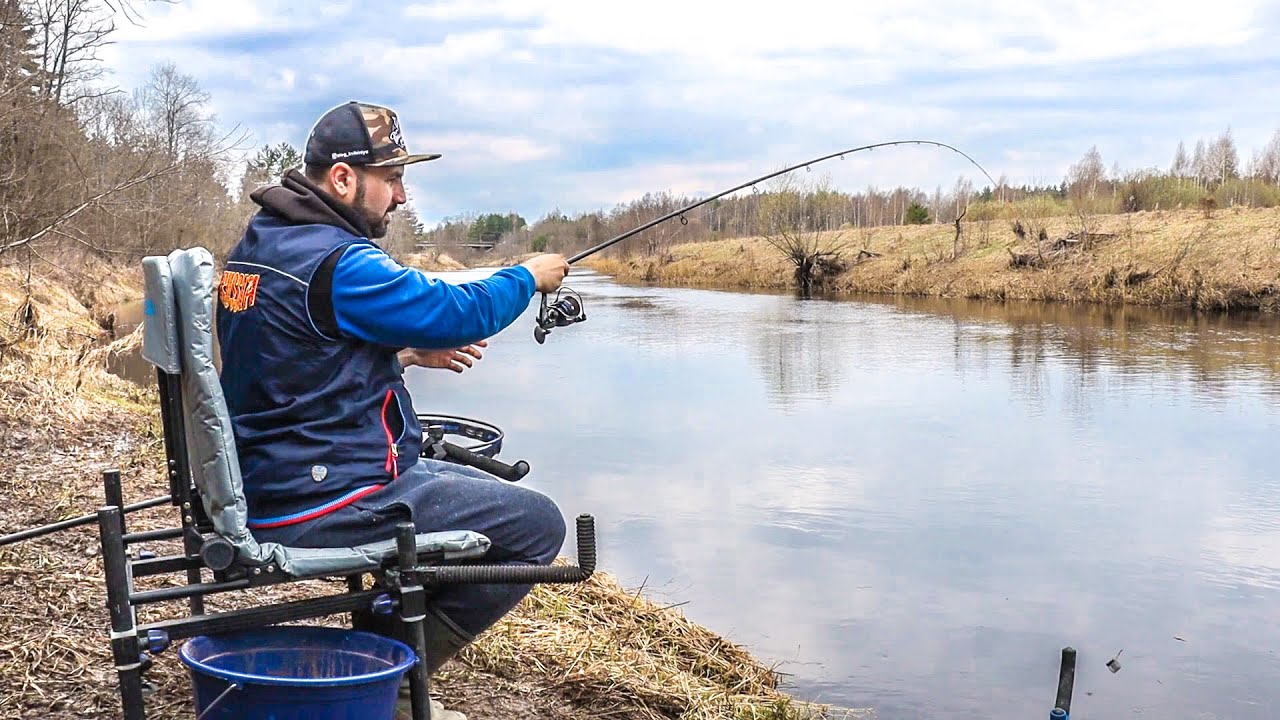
[748,297,851,411]
[866,293,1280,406]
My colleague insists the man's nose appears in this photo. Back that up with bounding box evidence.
[393,184,407,205]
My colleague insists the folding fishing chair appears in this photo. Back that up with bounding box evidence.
[96,247,597,719]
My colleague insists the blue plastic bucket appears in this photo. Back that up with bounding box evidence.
[178,625,417,719]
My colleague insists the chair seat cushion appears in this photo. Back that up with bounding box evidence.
[262,530,490,579]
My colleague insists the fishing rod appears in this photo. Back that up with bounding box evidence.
[533,139,998,343]
[0,494,172,548]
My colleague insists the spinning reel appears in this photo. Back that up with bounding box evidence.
[534,287,586,344]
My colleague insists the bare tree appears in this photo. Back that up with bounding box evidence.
[1210,127,1239,186]
[1170,141,1189,178]
[0,0,247,279]
[140,61,213,158]
[1065,145,1109,229]
[1067,145,1106,203]
[381,201,424,259]
[758,173,850,296]
[951,175,973,221]
[25,0,115,105]
[0,157,187,254]
[1192,139,1208,189]
[1252,128,1280,184]
[76,87,141,146]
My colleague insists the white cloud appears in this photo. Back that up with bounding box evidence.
[402,0,539,23]
[353,30,514,70]
[557,160,757,208]
[269,69,297,92]
[428,132,560,165]
[107,0,289,43]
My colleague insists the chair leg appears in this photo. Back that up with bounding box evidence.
[404,614,432,720]
[347,573,365,593]
[395,523,433,720]
[347,573,368,631]
[99,505,146,720]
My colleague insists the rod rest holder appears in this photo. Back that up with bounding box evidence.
[416,514,596,585]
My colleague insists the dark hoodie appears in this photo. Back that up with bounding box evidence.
[216,169,536,526]
[251,168,372,239]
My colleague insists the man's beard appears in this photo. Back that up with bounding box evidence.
[353,175,395,239]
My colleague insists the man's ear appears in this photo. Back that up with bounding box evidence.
[328,163,359,200]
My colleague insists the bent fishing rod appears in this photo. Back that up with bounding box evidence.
[533,139,998,342]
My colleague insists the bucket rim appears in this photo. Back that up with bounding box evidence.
[178,626,418,688]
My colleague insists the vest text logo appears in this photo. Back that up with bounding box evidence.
[219,271,261,313]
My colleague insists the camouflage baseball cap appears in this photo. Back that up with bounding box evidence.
[304,100,441,167]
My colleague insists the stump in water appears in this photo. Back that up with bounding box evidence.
[792,252,848,296]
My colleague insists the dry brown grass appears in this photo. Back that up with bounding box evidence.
[588,240,794,290]
[0,263,152,424]
[460,566,868,720]
[584,207,1280,312]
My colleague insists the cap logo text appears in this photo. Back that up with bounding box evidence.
[387,116,406,150]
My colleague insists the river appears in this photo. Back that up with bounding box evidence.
[402,268,1280,720]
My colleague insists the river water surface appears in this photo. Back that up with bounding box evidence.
[403,268,1280,720]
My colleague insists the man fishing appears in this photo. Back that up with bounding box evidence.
[216,100,570,719]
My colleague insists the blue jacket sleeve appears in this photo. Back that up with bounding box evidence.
[330,244,537,349]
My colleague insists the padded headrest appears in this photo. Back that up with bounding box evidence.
[140,255,180,374]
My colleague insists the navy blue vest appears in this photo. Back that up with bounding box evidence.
[216,213,423,527]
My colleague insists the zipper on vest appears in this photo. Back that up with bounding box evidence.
[381,389,399,479]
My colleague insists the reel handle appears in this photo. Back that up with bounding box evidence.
[535,292,552,344]
[434,440,530,482]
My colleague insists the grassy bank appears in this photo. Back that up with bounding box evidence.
[583,206,1280,312]
[0,262,861,719]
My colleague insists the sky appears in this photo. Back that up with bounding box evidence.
[98,0,1280,228]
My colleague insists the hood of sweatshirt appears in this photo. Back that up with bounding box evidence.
[249,168,373,239]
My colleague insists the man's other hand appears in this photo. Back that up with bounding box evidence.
[398,340,488,373]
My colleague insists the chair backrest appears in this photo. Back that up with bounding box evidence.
[141,248,271,566]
